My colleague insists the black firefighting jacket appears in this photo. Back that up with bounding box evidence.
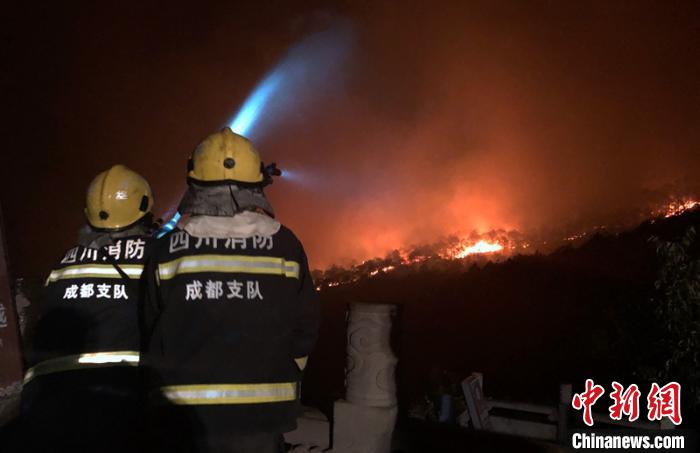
[26,235,152,379]
[20,234,152,451]
[141,224,320,435]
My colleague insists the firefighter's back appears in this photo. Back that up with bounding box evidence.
[141,128,319,453]
[21,238,152,452]
[143,224,312,450]
[18,164,155,452]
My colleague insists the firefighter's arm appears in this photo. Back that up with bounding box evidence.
[293,248,320,371]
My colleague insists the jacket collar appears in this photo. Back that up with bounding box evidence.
[181,212,281,238]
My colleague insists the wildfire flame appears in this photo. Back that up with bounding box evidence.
[314,235,511,290]
[452,240,504,258]
[369,265,396,276]
[661,199,699,218]
[314,197,699,291]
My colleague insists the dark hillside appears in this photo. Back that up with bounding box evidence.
[302,209,700,418]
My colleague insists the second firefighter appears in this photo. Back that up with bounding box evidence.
[141,128,320,453]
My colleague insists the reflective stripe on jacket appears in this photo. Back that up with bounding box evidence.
[24,350,140,384]
[157,255,299,280]
[161,382,298,405]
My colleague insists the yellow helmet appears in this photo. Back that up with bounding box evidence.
[188,128,264,184]
[85,164,153,230]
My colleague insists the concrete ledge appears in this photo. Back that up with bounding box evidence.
[332,399,397,453]
[284,406,330,450]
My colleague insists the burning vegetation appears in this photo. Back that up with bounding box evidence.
[312,233,517,290]
[656,199,700,219]
[313,198,699,290]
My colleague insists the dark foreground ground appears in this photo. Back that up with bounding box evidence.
[393,418,562,453]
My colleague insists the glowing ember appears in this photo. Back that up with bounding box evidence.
[369,265,396,277]
[662,199,699,218]
[453,240,504,258]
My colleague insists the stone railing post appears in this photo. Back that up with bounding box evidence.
[332,303,398,453]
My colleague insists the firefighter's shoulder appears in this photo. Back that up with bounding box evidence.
[152,227,192,260]
[52,244,89,268]
[275,224,311,258]
[44,244,95,288]
[275,224,300,245]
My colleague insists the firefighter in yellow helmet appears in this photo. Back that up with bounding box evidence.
[20,165,155,452]
[84,164,154,231]
[141,128,319,453]
[179,127,277,217]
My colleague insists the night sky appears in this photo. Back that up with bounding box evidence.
[2,1,699,278]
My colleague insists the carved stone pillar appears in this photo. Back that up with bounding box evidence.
[333,303,397,453]
[345,303,397,407]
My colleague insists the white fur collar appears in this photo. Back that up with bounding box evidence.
[182,212,281,238]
